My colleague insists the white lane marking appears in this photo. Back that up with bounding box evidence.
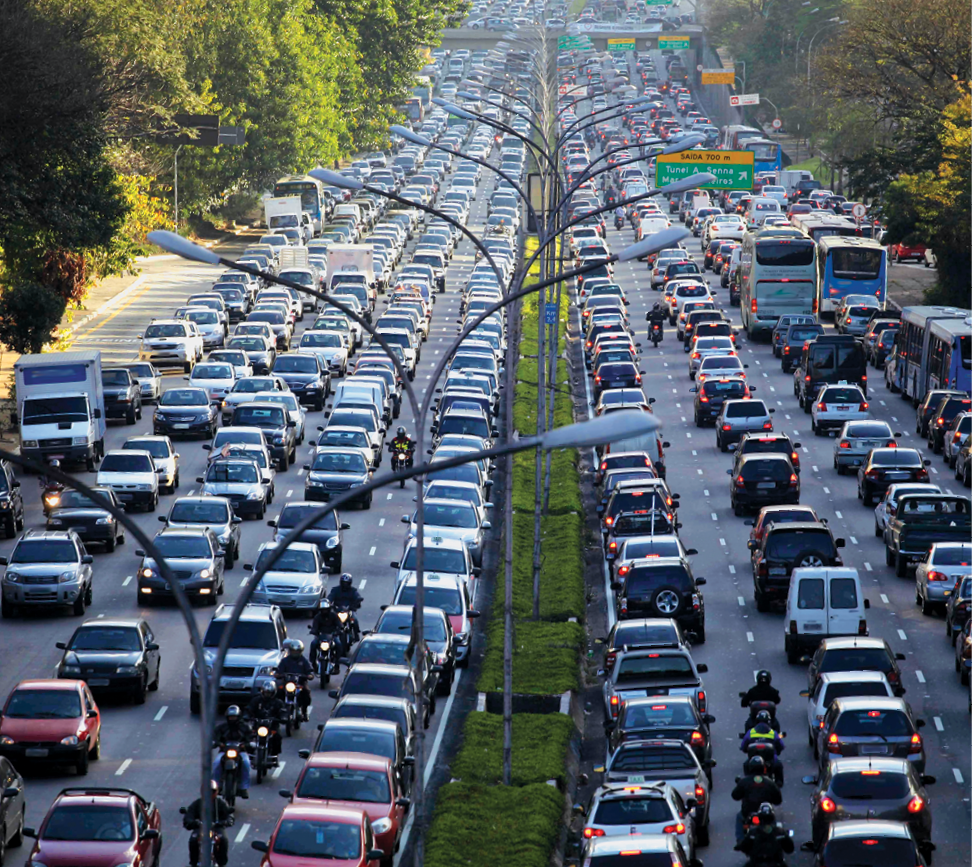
[897,629,908,640]
[720,538,726,546]
[930,466,939,474]
[849,536,858,545]
[153,706,168,722]
[711,512,717,521]
[122,575,132,586]
[697,469,703,474]
[915,670,926,683]
[953,768,964,784]
[369,546,376,556]
[116,758,132,776]
[812,465,819,473]
[286,489,293,498]
[785,414,791,420]
[235,824,250,843]
[686,432,692,438]
[297,468,304,477]
[746,632,754,642]
[864,562,872,572]
[378,518,385,527]
[880,594,889,604]
[387,492,393,500]
[933,716,944,731]
[272,760,286,779]
[358,579,367,591]
[692,450,697,456]
[738,596,745,606]
[835,510,843,519]
[823,487,830,494]
[729,565,736,574]
[703,490,709,496]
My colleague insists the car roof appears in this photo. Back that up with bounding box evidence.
[335,695,412,711]
[158,526,211,538]
[623,694,696,708]
[77,619,142,630]
[831,696,908,712]
[821,636,889,650]
[304,753,392,773]
[15,678,83,691]
[53,788,144,807]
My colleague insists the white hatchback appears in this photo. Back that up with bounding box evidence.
[811,383,869,435]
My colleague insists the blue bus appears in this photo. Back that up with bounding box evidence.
[815,236,887,315]
[889,306,970,400]
[273,175,324,234]
[927,316,972,394]
[743,138,782,176]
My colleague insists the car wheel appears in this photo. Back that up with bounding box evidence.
[279,452,289,472]
[754,584,770,613]
[190,691,200,715]
[795,550,827,569]
[862,485,874,506]
[125,405,137,425]
[9,807,24,848]
[3,516,14,538]
[106,534,116,552]
[72,591,86,616]
[696,823,710,847]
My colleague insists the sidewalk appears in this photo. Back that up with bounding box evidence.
[887,263,937,310]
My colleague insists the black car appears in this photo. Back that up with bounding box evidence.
[102,367,142,424]
[344,634,436,684]
[781,323,825,373]
[270,354,329,411]
[597,618,692,673]
[734,432,802,473]
[807,820,931,867]
[606,694,715,770]
[750,521,846,611]
[374,605,456,693]
[857,448,931,506]
[796,335,867,408]
[599,484,678,540]
[611,557,705,640]
[926,395,971,453]
[593,361,643,396]
[915,389,966,438]
[730,454,800,516]
[702,239,723,270]
[946,576,971,642]
[329,664,435,728]
[46,487,125,551]
[303,450,372,507]
[0,460,24,539]
[691,376,753,427]
[806,636,907,697]
[0,756,25,852]
[269,502,349,573]
[153,387,218,439]
[55,618,161,703]
[230,402,297,470]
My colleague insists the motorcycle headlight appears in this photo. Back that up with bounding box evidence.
[325,535,340,549]
[44,493,61,507]
[285,681,296,693]
[257,665,276,676]
[371,817,393,835]
[319,641,330,651]
[60,735,80,745]
[116,665,138,675]
[225,748,238,759]
[59,570,77,583]
[337,611,349,623]
[257,726,269,738]
[96,516,113,525]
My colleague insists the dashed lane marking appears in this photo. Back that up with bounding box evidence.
[116,758,132,776]
[915,670,926,683]
[235,824,250,844]
[122,575,132,586]
[369,546,376,556]
[154,706,168,721]
[880,594,889,603]
[933,716,944,731]
[897,629,908,640]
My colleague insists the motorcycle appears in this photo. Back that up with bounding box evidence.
[215,741,246,806]
[252,720,277,784]
[181,808,234,867]
[308,626,341,687]
[41,474,65,518]
[390,445,414,488]
[334,602,359,645]
[740,699,780,733]
[276,675,307,735]
[742,740,785,787]
[614,214,625,231]
[650,321,663,346]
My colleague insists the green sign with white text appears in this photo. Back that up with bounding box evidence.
[655,150,755,190]
[659,35,690,49]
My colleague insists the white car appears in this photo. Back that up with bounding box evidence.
[689,336,736,379]
[873,483,941,537]
[248,541,324,612]
[188,362,236,403]
[297,330,349,375]
[704,215,746,245]
[139,319,204,372]
[803,671,894,745]
[96,449,160,512]
[392,535,476,591]
[122,362,163,403]
[696,354,747,383]
[811,383,869,435]
[207,349,253,380]
[122,436,180,494]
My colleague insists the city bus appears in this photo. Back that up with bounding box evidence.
[273,175,325,234]
[742,137,782,176]
[815,236,887,315]
[926,315,972,393]
[739,228,817,338]
[721,125,762,151]
[890,305,970,399]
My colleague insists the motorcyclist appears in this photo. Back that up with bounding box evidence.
[328,573,364,641]
[740,710,786,785]
[183,780,233,867]
[309,597,345,661]
[647,302,666,337]
[735,803,794,867]
[731,755,783,843]
[614,205,625,229]
[389,426,415,465]
[741,670,782,707]
[211,706,252,799]
[276,638,314,721]
[245,682,284,757]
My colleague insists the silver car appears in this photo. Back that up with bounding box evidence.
[403,498,490,567]
[688,336,736,379]
[122,435,180,494]
[248,541,325,612]
[122,362,162,403]
[161,495,243,568]
[0,530,94,617]
[716,399,775,451]
[833,420,900,474]
[915,542,972,613]
[196,457,269,518]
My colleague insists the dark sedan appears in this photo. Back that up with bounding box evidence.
[691,376,753,427]
[593,362,642,397]
[606,694,715,771]
[46,487,125,551]
[269,501,350,573]
[153,387,218,439]
[858,448,931,506]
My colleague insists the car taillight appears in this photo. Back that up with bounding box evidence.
[858,619,868,635]
[817,402,826,411]
[936,417,945,426]
[789,473,799,486]
[662,823,686,835]
[887,440,898,447]
[907,795,924,813]
[608,540,618,551]
[909,733,922,754]
[917,469,929,480]
[751,299,758,313]
[699,394,709,403]
[887,670,901,685]
[927,570,948,582]
[827,733,840,753]
[584,827,605,838]
[866,470,880,479]
[859,402,869,411]
[604,516,613,526]
[690,730,705,745]
[723,423,732,431]
[783,346,790,355]
[691,351,700,359]
[805,374,812,382]
[763,421,774,430]
[820,797,837,813]
[694,785,706,804]
[606,652,617,667]
[697,690,706,712]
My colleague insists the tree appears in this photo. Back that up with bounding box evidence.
[0,282,69,355]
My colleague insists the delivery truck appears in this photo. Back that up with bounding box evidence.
[264,196,309,241]
[327,244,377,292]
[14,350,106,471]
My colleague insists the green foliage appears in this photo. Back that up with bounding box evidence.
[451,712,575,786]
[478,619,584,694]
[425,782,564,867]
[0,282,68,355]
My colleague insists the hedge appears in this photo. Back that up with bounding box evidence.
[477,618,584,694]
[451,712,575,786]
[425,782,565,867]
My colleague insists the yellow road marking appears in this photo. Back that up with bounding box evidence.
[76,284,154,339]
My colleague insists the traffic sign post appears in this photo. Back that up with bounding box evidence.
[701,68,734,85]
[771,118,782,130]
[655,149,755,190]
[545,303,559,325]
[729,93,760,107]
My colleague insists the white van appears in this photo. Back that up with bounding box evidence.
[744,196,783,229]
[784,567,870,663]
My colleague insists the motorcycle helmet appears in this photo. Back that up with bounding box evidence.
[340,573,353,590]
[225,705,241,722]
[210,779,220,795]
[746,755,767,775]
[260,681,277,698]
[48,459,61,470]
[287,639,304,657]
[397,426,406,437]
[318,598,332,612]
[755,710,772,726]
[756,803,776,825]
[756,669,772,686]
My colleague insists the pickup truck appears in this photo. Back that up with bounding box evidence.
[600,647,708,722]
[601,738,713,845]
[885,493,971,576]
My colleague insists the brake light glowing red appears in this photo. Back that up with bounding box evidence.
[583,827,605,838]
[927,571,948,582]
[820,797,836,813]
[690,730,705,745]
[907,796,924,813]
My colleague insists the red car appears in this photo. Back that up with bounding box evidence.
[24,787,161,866]
[889,241,927,263]
[253,804,384,866]
[0,679,101,775]
[283,753,409,860]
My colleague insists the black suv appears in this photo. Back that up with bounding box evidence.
[730,453,800,516]
[102,367,143,424]
[749,521,845,611]
[0,460,24,539]
[795,335,867,409]
[734,432,802,473]
[781,323,825,373]
[611,557,706,640]
[915,389,965,438]
[691,376,753,427]
[926,395,971,453]
[230,402,297,470]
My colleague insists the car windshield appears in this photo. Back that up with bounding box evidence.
[397,585,461,615]
[846,422,892,438]
[820,648,892,674]
[423,503,477,528]
[70,627,140,651]
[124,364,154,377]
[153,535,212,559]
[871,449,922,467]
[212,430,263,448]
[726,402,766,418]
[312,453,368,473]
[317,430,369,449]
[57,490,108,510]
[588,855,673,867]
[234,407,285,427]
[274,357,316,373]
[616,654,694,682]
[823,837,915,867]
[42,805,134,842]
[193,365,232,380]
[11,540,77,564]
[101,453,153,473]
[342,671,411,698]
[702,380,747,397]
[203,620,277,649]
[353,640,411,666]
[830,770,910,799]
[301,332,343,347]
[101,370,129,386]
[255,547,316,573]
[188,310,218,324]
[145,324,187,338]
[377,610,447,641]
[593,796,674,825]
[234,379,275,393]
[272,819,360,860]
[625,565,690,595]
[821,681,890,704]
[160,389,208,407]
[123,440,169,459]
[401,547,466,573]
[329,411,376,431]
[296,767,390,804]
[765,529,835,559]
[741,459,792,481]
[610,744,696,771]
[835,709,912,737]
[169,501,230,524]
[207,463,259,484]
[277,506,337,530]
[623,701,697,728]
[821,387,863,403]
[6,689,81,719]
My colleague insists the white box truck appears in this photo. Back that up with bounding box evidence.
[327,244,376,292]
[778,170,813,199]
[264,196,307,239]
[15,350,106,471]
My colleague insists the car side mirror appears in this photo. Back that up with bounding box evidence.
[367,850,386,862]
[696,664,708,673]
[87,709,98,718]
[689,387,698,393]
[146,643,160,651]
[835,538,846,548]
[267,519,277,528]
[135,549,145,558]
[695,577,706,586]
[251,841,269,853]
[401,515,409,524]
[141,829,160,841]
[341,522,351,530]
[482,521,492,530]
[921,774,936,785]
[801,775,818,785]
[56,641,67,649]
[23,827,36,838]
[769,408,776,414]
[747,540,757,551]
[923,459,931,466]
[915,718,926,728]
[278,788,293,799]
[195,477,204,484]
[894,431,902,438]
[82,555,93,564]
[610,581,623,591]
[743,364,749,369]
[864,599,870,609]
[800,842,816,853]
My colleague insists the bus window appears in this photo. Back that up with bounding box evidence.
[756,243,815,267]
[831,247,882,279]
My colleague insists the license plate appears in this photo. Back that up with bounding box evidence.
[757,482,776,489]
[88,678,110,686]
[804,623,822,631]
[834,405,852,412]
[769,567,787,576]
[49,454,64,460]
[886,472,907,479]
[25,748,49,757]
[174,423,191,430]
[850,459,862,466]
[117,493,132,501]
[861,745,888,755]
[222,679,245,690]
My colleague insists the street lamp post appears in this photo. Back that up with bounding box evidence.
[807,18,846,85]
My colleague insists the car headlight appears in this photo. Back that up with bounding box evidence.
[221,400,229,409]
[141,567,155,579]
[61,664,82,675]
[199,568,212,579]
[60,735,80,745]
[325,535,340,549]
[116,665,138,675]
[306,478,323,486]
[48,518,63,526]
[96,516,113,525]
[257,665,277,676]
[72,436,89,445]
[246,491,263,500]
[3,572,20,583]
[1,736,15,745]
[273,434,285,443]
[59,571,77,583]
[372,817,393,835]
[22,440,38,449]
[299,583,320,594]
